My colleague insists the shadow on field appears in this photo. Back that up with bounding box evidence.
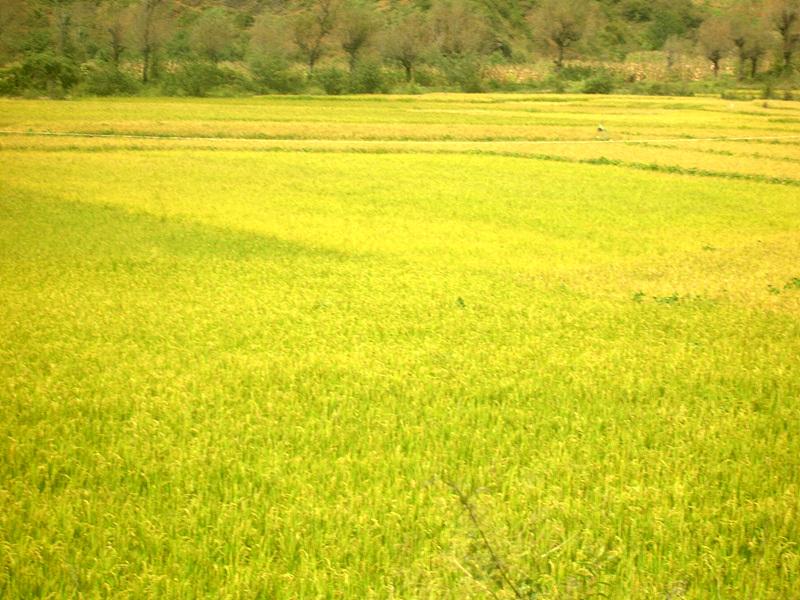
[0,193,357,264]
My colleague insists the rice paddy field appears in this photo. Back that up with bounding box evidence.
[1,94,800,598]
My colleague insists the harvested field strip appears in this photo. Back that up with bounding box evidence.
[4,132,799,184]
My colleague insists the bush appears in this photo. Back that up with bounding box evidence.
[250,56,305,94]
[486,77,527,92]
[559,64,598,81]
[639,81,693,96]
[5,52,81,96]
[349,60,387,94]
[0,65,22,95]
[411,66,444,88]
[761,77,798,101]
[314,66,348,95]
[583,73,616,94]
[543,74,567,93]
[440,56,485,93]
[84,65,140,96]
[180,62,224,96]
[164,62,252,97]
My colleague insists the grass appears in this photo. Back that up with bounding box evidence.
[1,94,799,598]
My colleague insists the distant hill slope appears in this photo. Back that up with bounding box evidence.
[0,0,772,83]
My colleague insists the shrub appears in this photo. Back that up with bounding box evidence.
[165,62,255,97]
[559,64,598,81]
[641,81,693,96]
[212,68,258,97]
[583,73,615,94]
[760,76,799,100]
[440,56,485,93]
[411,66,444,88]
[250,56,305,94]
[8,52,81,96]
[0,65,22,95]
[486,77,528,92]
[184,62,224,96]
[547,75,567,93]
[349,60,387,94]
[314,67,348,95]
[762,77,779,99]
[84,65,140,96]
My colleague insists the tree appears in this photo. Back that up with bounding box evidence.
[247,11,304,93]
[430,0,491,58]
[644,0,702,50]
[0,0,30,64]
[767,0,800,73]
[744,32,773,78]
[429,0,492,91]
[382,10,431,82]
[664,34,692,73]
[128,0,172,83]
[190,8,237,63]
[249,11,292,60]
[0,0,30,62]
[528,0,598,69]
[291,0,338,74]
[727,4,773,79]
[97,0,129,66]
[338,1,377,72]
[698,17,732,77]
[730,5,753,79]
[19,51,80,94]
[52,5,76,58]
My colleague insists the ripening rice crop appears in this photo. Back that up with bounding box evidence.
[1,94,799,599]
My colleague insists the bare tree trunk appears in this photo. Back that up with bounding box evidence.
[734,42,746,80]
[138,0,164,83]
[776,9,799,73]
[109,28,124,66]
[57,11,72,57]
[142,45,150,83]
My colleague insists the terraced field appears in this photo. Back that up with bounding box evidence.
[1,94,799,598]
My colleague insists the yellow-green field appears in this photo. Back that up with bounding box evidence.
[1,94,800,598]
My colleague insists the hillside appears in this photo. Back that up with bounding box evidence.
[0,0,797,97]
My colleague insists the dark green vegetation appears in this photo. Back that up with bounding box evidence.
[0,0,799,98]
[1,95,800,597]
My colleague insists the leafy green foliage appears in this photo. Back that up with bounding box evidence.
[582,72,616,93]
[7,52,80,95]
[172,61,226,96]
[249,55,305,94]
[84,65,141,96]
[165,62,252,97]
[349,59,388,93]
[439,56,487,92]
[644,0,703,49]
[1,0,797,97]
[314,65,349,94]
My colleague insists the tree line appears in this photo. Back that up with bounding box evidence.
[1,0,798,97]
